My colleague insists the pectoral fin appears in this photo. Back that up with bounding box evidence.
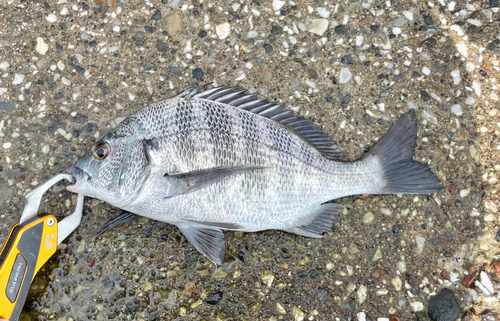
[177,225,225,265]
[165,166,266,198]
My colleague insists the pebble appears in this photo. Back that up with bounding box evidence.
[216,23,231,39]
[355,35,364,46]
[36,37,49,55]
[420,90,431,101]
[12,74,24,85]
[293,306,305,321]
[410,302,424,312]
[305,19,329,36]
[472,81,481,96]
[451,104,463,116]
[427,288,462,321]
[0,101,14,112]
[372,246,383,261]
[363,212,374,224]
[477,271,495,295]
[339,68,352,84]
[0,61,9,71]
[357,284,368,304]
[422,66,431,76]
[161,13,183,36]
[206,292,223,305]
[416,235,425,253]
[393,18,407,27]
[45,14,57,23]
[257,69,272,83]
[316,7,330,18]
[455,42,468,57]
[272,0,285,11]
[391,276,403,291]
[0,88,8,95]
[192,68,204,81]
[357,312,366,321]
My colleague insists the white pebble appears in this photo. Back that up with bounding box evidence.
[403,11,414,21]
[3,142,12,149]
[451,104,463,116]
[460,189,470,198]
[45,13,57,23]
[216,22,231,39]
[422,66,431,76]
[355,35,364,46]
[36,37,49,55]
[316,7,330,18]
[0,61,9,71]
[415,235,425,253]
[397,261,407,273]
[363,212,374,224]
[465,96,475,105]
[467,19,481,27]
[12,74,25,85]
[357,312,366,321]
[42,145,50,154]
[357,285,368,304]
[272,0,285,11]
[450,272,460,283]
[60,7,68,15]
[0,88,7,95]
[305,19,329,36]
[57,61,65,71]
[490,93,499,101]
[479,271,495,295]
[410,302,424,312]
[339,68,352,84]
[455,42,468,58]
[472,81,481,96]
[247,31,258,38]
[450,69,461,84]
[61,77,71,86]
[392,27,401,35]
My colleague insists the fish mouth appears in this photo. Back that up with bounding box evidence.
[66,165,89,193]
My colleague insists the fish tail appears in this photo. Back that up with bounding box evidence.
[364,110,442,194]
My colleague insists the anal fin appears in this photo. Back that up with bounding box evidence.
[285,203,342,238]
[177,224,225,265]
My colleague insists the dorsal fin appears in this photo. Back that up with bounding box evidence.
[184,86,344,160]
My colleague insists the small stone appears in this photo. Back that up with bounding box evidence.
[156,41,168,53]
[424,15,433,25]
[144,26,156,33]
[372,246,383,261]
[420,90,431,101]
[422,66,431,76]
[212,267,227,279]
[271,25,283,34]
[370,25,379,32]
[192,68,204,81]
[427,288,461,321]
[0,101,14,112]
[151,10,162,21]
[451,104,463,116]
[206,292,223,305]
[393,18,407,27]
[392,276,403,291]
[462,275,475,287]
[36,37,49,55]
[161,13,183,36]
[316,7,330,18]
[334,25,345,35]
[455,42,468,57]
[471,193,482,208]
[339,68,352,84]
[486,42,500,56]
[261,270,275,287]
[306,19,329,36]
[357,285,368,304]
[257,69,272,83]
[45,14,57,23]
[358,15,373,27]
[216,22,231,39]
[12,74,25,85]
[416,235,425,252]
[263,44,273,54]
[410,302,424,312]
[479,271,494,294]
[293,306,305,321]
[272,0,285,11]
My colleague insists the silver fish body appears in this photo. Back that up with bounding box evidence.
[68,87,441,264]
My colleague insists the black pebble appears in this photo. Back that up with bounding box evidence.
[325,96,334,103]
[237,251,245,262]
[363,114,374,125]
[271,25,283,34]
[56,44,63,52]
[81,123,98,136]
[424,15,434,25]
[198,30,207,38]
[392,225,400,234]
[427,288,462,321]
[370,25,379,32]
[114,63,121,71]
[162,0,168,4]
[156,40,168,52]
[102,87,111,95]
[263,44,273,54]
[151,10,162,21]
[495,229,500,242]
[342,94,351,104]
[421,223,427,229]
[309,269,320,279]
[168,65,182,76]
[206,292,223,305]
[486,42,500,56]
[54,93,63,100]
[341,55,354,64]
[74,114,88,124]
[159,234,169,242]
[490,0,499,7]
[436,66,445,73]
[74,65,85,74]
[334,25,345,35]
[142,230,152,238]
[192,68,204,81]
[144,26,156,33]
[420,90,431,101]
[479,70,487,77]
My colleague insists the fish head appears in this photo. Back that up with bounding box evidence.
[67,130,150,206]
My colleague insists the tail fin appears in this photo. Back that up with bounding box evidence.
[365,110,442,194]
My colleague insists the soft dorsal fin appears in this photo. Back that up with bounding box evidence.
[180,86,344,160]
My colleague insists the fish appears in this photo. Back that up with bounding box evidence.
[67,86,442,264]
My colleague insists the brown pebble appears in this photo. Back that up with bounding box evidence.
[390,316,402,321]
[408,38,420,47]
[470,11,481,19]
[492,262,500,275]
[372,269,385,279]
[257,69,273,83]
[448,184,456,193]
[358,14,374,27]
[462,274,475,287]
[87,258,95,267]
[184,281,196,297]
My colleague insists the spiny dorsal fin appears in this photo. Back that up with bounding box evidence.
[184,86,344,160]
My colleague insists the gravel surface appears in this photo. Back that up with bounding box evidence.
[0,0,499,320]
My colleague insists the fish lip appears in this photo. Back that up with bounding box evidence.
[66,165,89,193]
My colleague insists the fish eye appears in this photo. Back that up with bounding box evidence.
[93,143,110,160]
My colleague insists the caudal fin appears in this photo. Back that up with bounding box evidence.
[365,110,442,194]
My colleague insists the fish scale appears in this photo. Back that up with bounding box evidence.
[68,86,442,264]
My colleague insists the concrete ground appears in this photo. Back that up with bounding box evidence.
[0,0,499,320]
